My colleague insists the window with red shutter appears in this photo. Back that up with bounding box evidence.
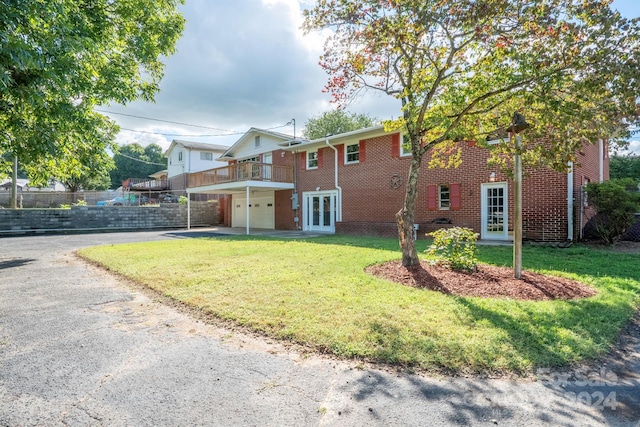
[391,133,400,157]
[427,185,437,210]
[337,144,344,164]
[317,148,323,168]
[450,183,461,210]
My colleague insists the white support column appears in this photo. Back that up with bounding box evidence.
[598,138,604,183]
[187,192,191,230]
[246,186,250,235]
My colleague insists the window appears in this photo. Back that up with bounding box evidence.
[307,150,318,169]
[200,152,213,161]
[439,185,450,210]
[178,151,183,162]
[400,134,411,156]
[345,143,359,163]
[254,135,261,148]
[238,156,259,163]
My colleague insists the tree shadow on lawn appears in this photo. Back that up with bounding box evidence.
[367,263,633,375]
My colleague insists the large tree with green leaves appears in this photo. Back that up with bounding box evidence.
[610,154,640,181]
[0,0,184,190]
[303,110,377,139]
[110,143,167,188]
[304,0,640,266]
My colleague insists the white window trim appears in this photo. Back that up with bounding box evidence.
[345,142,360,164]
[238,156,259,163]
[200,152,213,161]
[487,136,509,145]
[254,135,261,148]
[400,134,411,157]
[307,150,318,169]
[438,184,450,210]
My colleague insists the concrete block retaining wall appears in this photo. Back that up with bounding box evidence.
[0,202,219,235]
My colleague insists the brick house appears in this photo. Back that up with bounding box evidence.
[186,125,608,242]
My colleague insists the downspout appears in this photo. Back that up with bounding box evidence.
[293,149,299,230]
[325,139,342,222]
[567,161,574,241]
[598,138,604,183]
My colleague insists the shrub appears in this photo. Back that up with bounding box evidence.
[584,178,640,244]
[178,195,188,204]
[426,227,479,271]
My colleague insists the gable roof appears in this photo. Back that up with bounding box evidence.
[165,139,230,157]
[218,127,303,160]
[281,125,386,151]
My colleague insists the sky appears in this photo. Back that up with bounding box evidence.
[98,0,640,155]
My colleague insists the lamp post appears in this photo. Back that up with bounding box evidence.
[507,112,529,279]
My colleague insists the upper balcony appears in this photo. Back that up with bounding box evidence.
[123,178,170,191]
[187,162,294,193]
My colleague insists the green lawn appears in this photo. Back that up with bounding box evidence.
[78,235,640,375]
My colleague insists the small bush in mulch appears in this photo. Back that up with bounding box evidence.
[365,261,597,301]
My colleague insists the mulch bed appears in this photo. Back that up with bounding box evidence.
[365,261,597,300]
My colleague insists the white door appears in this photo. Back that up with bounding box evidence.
[263,153,272,180]
[481,183,509,240]
[303,191,336,232]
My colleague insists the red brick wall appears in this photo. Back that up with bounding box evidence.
[296,133,605,241]
[275,189,296,230]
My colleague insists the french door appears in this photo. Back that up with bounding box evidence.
[481,183,508,240]
[303,191,337,232]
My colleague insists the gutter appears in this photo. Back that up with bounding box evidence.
[326,139,342,222]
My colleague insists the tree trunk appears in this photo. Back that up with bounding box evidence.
[396,151,423,266]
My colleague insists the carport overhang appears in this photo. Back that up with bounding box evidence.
[185,181,294,235]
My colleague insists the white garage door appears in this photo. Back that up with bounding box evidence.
[232,193,275,229]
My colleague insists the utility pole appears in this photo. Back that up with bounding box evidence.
[10,155,18,209]
[508,112,529,279]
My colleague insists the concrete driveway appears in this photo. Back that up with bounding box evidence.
[1,230,638,426]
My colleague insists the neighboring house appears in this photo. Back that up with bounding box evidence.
[165,140,229,190]
[0,179,66,192]
[186,126,608,242]
[1,179,29,191]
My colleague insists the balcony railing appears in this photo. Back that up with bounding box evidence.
[123,178,170,190]
[188,162,293,188]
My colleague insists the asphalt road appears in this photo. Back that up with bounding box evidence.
[1,230,638,426]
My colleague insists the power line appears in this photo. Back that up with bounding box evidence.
[119,127,244,137]
[115,152,167,166]
[95,109,236,132]
[118,123,293,138]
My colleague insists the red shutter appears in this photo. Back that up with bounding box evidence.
[427,185,437,210]
[337,144,344,164]
[317,148,323,168]
[300,152,306,171]
[229,160,237,165]
[391,133,400,157]
[450,183,462,210]
[359,140,366,162]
